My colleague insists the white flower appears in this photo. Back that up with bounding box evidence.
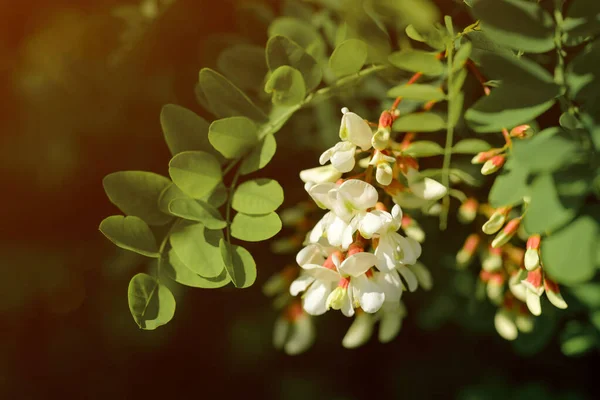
[319,108,373,172]
[290,245,385,317]
[406,168,447,201]
[369,150,396,186]
[299,164,342,185]
[307,179,379,249]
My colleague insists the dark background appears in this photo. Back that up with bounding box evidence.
[0,0,597,398]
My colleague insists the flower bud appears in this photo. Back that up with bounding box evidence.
[482,207,509,234]
[486,273,505,305]
[491,218,521,248]
[342,310,375,349]
[376,163,393,185]
[510,124,532,138]
[299,165,343,185]
[406,168,447,201]
[481,155,506,175]
[508,268,528,302]
[544,277,568,309]
[372,127,391,151]
[522,267,544,316]
[458,198,479,224]
[263,265,297,296]
[401,214,425,243]
[482,246,503,272]
[495,308,518,341]
[339,107,373,150]
[524,234,541,271]
[378,110,394,129]
[456,233,480,267]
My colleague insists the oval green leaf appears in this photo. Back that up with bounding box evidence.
[168,151,222,199]
[232,179,284,215]
[403,141,444,157]
[208,116,259,159]
[266,35,322,92]
[452,139,492,154]
[388,50,444,76]
[264,66,306,106]
[170,222,225,278]
[216,44,267,92]
[239,134,277,175]
[392,112,445,132]
[169,198,226,230]
[524,174,576,234]
[231,212,282,242]
[329,39,368,78]
[160,104,216,158]
[165,249,230,289]
[99,215,159,258]
[219,239,257,288]
[103,171,172,226]
[387,84,445,101]
[128,273,176,330]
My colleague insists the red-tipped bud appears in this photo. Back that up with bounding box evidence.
[481,155,506,175]
[402,214,425,242]
[471,150,495,164]
[285,301,305,322]
[379,110,394,129]
[457,233,481,267]
[397,156,419,174]
[347,243,364,256]
[458,198,479,224]
[524,234,541,270]
[544,276,568,309]
[526,234,541,250]
[491,218,521,248]
[510,124,531,138]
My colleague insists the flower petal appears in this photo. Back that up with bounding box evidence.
[308,182,337,209]
[397,265,418,292]
[296,244,325,266]
[330,143,356,173]
[376,270,403,303]
[407,168,447,200]
[284,314,315,355]
[340,289,355,317]
[378,302,406,343]
[358,211,387,239]
[290,274,315,296]
[303,281,334,315]
[339,252,378,277]
[342,312,374,349]
[326,216,349,247]
[340,110,373,151]
[407,262,432,290]
[339,179,379,210]
[353,275,385,313]
[494,309,518,341]
[302,264,341,282]
[300,165,342,185]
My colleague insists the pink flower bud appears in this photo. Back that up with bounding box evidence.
[379,110,394,129]
[456,233,480,267]
[482,207,510,234]
[526,234,541,250]
[544,276,568,309]
[510,125,531,138]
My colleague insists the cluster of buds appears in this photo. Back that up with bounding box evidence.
[471,149,506,176]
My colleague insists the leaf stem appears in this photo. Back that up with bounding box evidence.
[440,44,455,230]
[225,169,241,244]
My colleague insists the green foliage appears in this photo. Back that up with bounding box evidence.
[512,128,580,173]
[266,35,322,92]
[471,0,555,53]
[387,84,445,102]
[165,249,230,289]
[264,66,306,106]
[168,151,222,199]
[99,215,159,258]
[220,239,257,288]
[393,112,446,132]
[239,135,277,175]
[232,179,284,214]
[128,273,176,330]
[103,171,172,226]
[231,212,282,242]
[452,139,491,154]
[268,17,326,60]
[404,141,444,157]
[208,117,259,159]
[216,44,267,92]
[329,39,368,78]
[489,159,529,208]
[388,50,444,76]
[170,222,225,278]
[160,104,214,157]
[168,199,227,230]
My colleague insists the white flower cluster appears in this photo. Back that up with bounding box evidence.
[287,108,439,346]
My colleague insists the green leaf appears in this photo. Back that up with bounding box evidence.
[170,222,225,278]
[219,239,257,288]
[452,139,492,154]
[103,171,172,226]
[489,159,529,208]
[465,53,559,132]
[386,84,445,101]
[464,30,514,65]
[164,249,230,289]
[168,198,227,230]
[128,273,176,330]
[232,179,284,214]
[216,44,268,92]
[388,50,444,76]
[99,215,160,258]
[268,17,326,60]
[158,182,227,215]
[562,0,600,46]
[560,321,597,356]
[231,212,282,242]
[239,134,277,175]
[566,40,600,106]
[524,174,577,234]
[403,141,444,157]
[404,24,446,50]
[329,39,368,78]
[392,112,445,132]
[169,151,222,199]
[452,41,472,71]
[160,104,215,158]
[266,35,322,91]
[542,214,598,285]
[208,117,259,159]
[471,0,555,53]
[198,68,268,122]
[512,128,579,173]
[264,66,306,106]
[448,91,464,128]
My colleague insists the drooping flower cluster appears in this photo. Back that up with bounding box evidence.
[265,107,438,353]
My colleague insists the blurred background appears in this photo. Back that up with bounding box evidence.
[0,0,598,398]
